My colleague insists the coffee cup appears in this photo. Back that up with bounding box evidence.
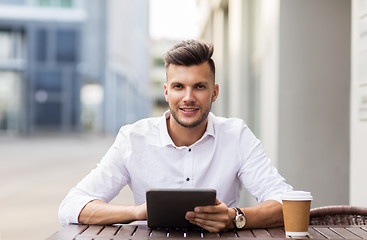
[281,191,313,238]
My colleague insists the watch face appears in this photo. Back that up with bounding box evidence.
[235,215,246,228]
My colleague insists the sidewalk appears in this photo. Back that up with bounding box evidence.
[0,134,135,240]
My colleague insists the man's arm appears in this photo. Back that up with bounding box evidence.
[185,199,283,233]
[78,199,147,225]
[238,200,283,228]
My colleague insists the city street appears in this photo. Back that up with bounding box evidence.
[0,134,135,240]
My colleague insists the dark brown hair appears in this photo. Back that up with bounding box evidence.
[163,40,215,77]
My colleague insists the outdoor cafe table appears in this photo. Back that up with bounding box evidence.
[47,222,367,240]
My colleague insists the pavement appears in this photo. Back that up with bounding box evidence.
[0,133,135,240]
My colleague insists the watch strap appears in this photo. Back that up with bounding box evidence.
[234,207,244,216]
[232,207,246,229]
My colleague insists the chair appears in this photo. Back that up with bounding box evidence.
[309,205,367,225]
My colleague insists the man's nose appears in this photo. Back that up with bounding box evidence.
[183,88,195,102]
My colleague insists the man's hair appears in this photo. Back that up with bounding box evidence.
[163,40,215,77]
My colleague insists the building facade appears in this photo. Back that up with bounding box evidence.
[350,0,367,206]
[103,0,151,133]
[149,39,180,117]
[0,0,85,134]
[0,0,151,135]
[198,0,353,208]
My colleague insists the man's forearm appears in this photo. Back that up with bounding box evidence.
[241,200,284,229]
[78,199,146,225]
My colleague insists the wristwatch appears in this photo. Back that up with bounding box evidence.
[232,207,246,229]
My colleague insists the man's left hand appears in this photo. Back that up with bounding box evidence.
[185,198,235,232]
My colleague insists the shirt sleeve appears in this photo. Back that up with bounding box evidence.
[237,125,293,204]
[58,128,130,225]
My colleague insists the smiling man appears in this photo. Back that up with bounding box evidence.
[164,60,218,146]
[59,40,293,232]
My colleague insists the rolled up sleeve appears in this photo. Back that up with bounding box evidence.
[238,127,293,204]
[58,128,130,225]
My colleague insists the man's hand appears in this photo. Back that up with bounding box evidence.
[184,199,284,232]
[134,202,147,220]
[185,198,235,233]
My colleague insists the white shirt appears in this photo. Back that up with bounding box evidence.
[58,111,293,225]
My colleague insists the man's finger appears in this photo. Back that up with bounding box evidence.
[191,212,229,222]
[189,218,225,233]
[193,198,222,213]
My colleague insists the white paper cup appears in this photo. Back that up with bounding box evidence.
[282,191,313,238]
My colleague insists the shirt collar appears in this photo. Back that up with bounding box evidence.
[159,110,215,147]
[159,110,173,147]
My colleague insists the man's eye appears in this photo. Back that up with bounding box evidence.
[173,84,182,89]
[197,85,205,89]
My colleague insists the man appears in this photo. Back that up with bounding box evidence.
[59,40,293,233]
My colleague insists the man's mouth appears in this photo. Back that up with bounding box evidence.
[180,108,199,112]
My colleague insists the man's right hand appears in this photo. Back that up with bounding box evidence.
[134,202,147,220]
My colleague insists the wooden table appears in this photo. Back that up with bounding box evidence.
[48,223,367,240]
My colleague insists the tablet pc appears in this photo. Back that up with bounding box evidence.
[146,188,216,229]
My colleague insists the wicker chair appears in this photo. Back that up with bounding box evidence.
[309,205,367,225]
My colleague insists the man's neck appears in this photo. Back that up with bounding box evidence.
[166,117,207,147]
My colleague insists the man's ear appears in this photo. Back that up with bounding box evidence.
[164,83,168,102]
[211,84,219,103]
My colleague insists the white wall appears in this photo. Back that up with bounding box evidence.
[350,0,367,207]
[257,0,280,167]
[104,0,150,133]
[199,0,357,208]
[277,0,351,208]
[227,0,250,120]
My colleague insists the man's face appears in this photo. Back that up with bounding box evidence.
[164,62,219,128]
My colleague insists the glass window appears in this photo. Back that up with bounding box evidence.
[56,30,77,63]
[153,58,165,67]
[38,0,73,8]
[35,70,62,92]
[0,29,26,63]
[34,70,63,127]
[60,0,72,7]
[0,31,12,60]
[0,0,26,5]
[35,29,47,62]
[0,71,21,131]
[38,0,51,6]
[35,102,62,125]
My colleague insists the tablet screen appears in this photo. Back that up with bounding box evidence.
[146,188,216,229]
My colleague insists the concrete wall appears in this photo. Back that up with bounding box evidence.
[227,0,250,121]
[278,0,351,208]
[198,0,354,208]
[350,0,367,207]
[198,0,280,207]
[81,0,106,83]
[104,0,151,133]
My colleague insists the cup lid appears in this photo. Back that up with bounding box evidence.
[281,191,313,201]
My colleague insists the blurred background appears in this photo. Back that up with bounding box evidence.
[0,0,366,239]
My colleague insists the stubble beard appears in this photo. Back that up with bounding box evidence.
[169,103,212,128]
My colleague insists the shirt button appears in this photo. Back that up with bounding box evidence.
[186,178,190,181]
[188,148,191,152]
